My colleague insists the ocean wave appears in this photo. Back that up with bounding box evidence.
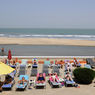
[0,34,5,37]
[18,34,95,38]
[0,34,95,40]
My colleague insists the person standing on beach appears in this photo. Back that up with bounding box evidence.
[1,48,4,56]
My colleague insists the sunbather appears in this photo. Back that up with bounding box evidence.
[4,75,13,84]
[65,72,73,81]
[50,73,59,82]
[37,73,45,84]
[18,77,27,85]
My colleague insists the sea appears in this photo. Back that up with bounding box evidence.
[0,28,95,40]
[0,28,95,56]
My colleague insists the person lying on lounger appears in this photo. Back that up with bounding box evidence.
[51,73,59,82]
[4,75,13,84]
[18,77,27,85]
[65,72,73,81]
[65,72,79,87]
[37,73,45,84]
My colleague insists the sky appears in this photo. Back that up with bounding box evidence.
[0,0,95,29]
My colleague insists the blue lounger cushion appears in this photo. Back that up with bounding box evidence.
[2,80,14,89]
[10,65,16,68]
[84,64,91,69]
[44,61,50,66]
[19,75,29,80]
[51,82,61,86]
[65,80,75,84]
[2,84,13,88]
[35,83,46,87]
[16,82,27,89]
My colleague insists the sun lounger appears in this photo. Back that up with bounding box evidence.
[16,75,29,90]
[52,65,60,76]
[2,73,15,90]
[2,81,15,90]
[64,62,72,72]
[64,72,75,87]
[64,79,75,87]
[18,65,26,76]
[18,70,26,76]
[44,60,50,67]
[84,64,91,69]
[21,59,28,66]
[31,67,37,76]
[48,74,61,88]
[35,73,46,89]
[42,64,49,76]
[86,58,95,68]
[19,65,26,70]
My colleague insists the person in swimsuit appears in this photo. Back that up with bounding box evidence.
[4,75,12,84]
[65,72,73,81]
[18,77,27,85]
[37,73,45,84]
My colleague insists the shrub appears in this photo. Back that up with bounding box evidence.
[73,68,95,84]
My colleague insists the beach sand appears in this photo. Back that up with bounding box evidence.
[0,37,95,46]
[0,63,95,95]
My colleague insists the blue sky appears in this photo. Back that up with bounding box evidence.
[0,0,95,28]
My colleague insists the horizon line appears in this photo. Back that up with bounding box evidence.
[0,27,95,29]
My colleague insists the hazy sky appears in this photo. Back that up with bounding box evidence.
[0,0,95,28]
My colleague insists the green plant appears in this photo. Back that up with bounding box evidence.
[73,68,95,84]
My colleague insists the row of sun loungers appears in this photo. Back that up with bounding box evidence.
[2,58,93,91]
[18,64,60,77]
[86,58,95,68]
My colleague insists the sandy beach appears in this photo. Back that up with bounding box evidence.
[0,37,95,46]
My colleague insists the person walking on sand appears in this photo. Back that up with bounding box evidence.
[1,48,4,56]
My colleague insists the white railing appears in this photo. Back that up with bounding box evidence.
[0,56,95,59]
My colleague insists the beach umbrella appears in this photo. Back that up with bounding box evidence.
[8,49,12,60]
[0,62,14,75]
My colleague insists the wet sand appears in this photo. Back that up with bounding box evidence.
[0,45,95,56]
